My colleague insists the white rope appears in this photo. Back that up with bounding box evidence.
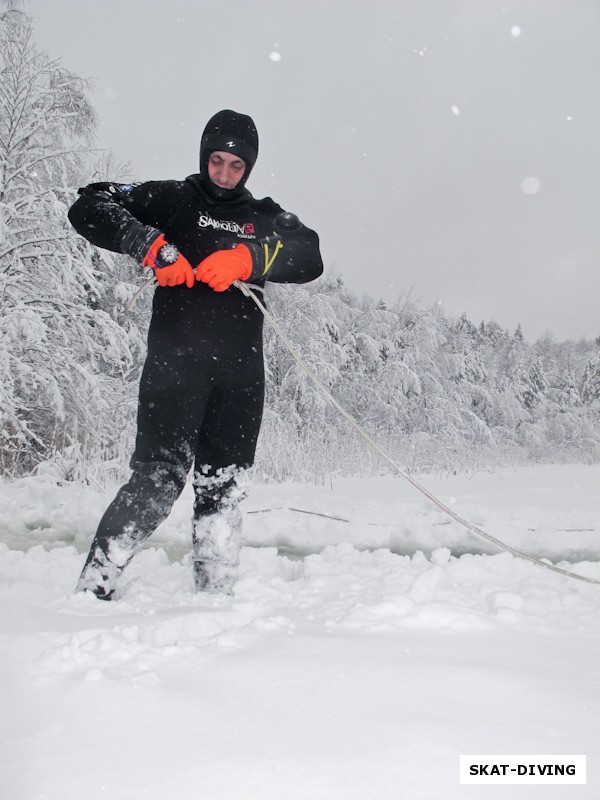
[125,273,156,312]
[235,280,600,587]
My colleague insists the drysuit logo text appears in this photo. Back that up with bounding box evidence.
[198,214,255,238]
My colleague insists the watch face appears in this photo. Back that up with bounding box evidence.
[158,244,179,265]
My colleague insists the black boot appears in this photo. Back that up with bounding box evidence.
[76,544,125,600]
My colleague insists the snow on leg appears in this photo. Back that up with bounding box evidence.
[192,509,242,594]
[192,467,247,594]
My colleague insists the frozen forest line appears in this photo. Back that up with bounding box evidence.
[1,5,599,484]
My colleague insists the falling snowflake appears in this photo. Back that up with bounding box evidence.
[520,177,542,195]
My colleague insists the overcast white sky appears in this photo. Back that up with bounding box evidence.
[26,0,600,342]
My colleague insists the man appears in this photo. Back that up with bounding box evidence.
[68,109,323,600]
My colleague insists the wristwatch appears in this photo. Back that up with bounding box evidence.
[156,243,179,267]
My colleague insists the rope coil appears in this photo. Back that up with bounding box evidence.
[235,280,600,587]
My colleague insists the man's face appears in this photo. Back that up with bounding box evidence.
[207,151,246,190]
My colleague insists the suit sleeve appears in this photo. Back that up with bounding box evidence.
[67,182,174,263]
[245,205,323,285]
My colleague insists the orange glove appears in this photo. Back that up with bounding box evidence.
[143,234,195,288]
[195,244,252,292]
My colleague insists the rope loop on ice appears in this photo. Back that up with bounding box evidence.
[234,280,600,587]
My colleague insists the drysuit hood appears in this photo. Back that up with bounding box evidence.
[199,109,259,200]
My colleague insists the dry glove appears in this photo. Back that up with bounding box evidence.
[195,244,252,292]
[143,234,195,288]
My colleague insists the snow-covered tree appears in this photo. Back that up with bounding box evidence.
[253,270,600,478]
[0,7,142,476]
[581,353,600,405]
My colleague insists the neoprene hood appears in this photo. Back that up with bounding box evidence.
[199,109,259,200]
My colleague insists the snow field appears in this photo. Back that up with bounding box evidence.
[1,465,599,799]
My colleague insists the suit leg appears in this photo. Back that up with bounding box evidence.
[191,358,264,594]
[77,350,209,598]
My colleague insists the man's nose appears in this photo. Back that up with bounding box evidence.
[216,167,229,184]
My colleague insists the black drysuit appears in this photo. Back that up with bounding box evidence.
[68,174,323,591]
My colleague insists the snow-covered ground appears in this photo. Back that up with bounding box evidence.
[1,464,599,799]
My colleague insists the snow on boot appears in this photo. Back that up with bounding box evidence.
[76,539,133,600]
[192,506,242,594]
[192,466,247,595]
